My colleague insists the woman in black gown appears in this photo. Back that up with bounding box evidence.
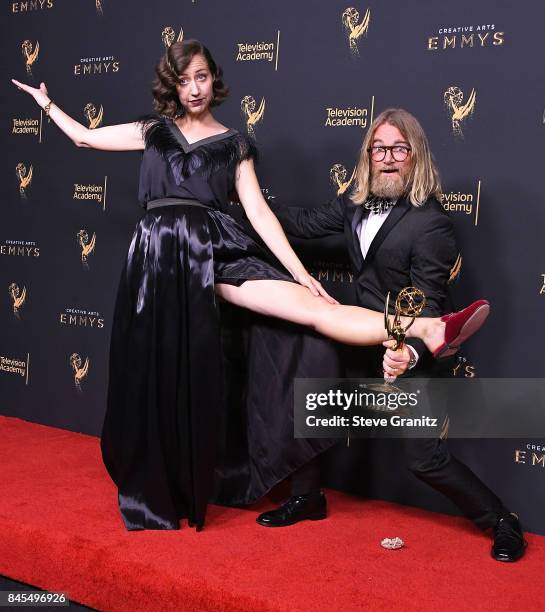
[12,40,488,531]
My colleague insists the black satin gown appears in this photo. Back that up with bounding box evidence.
[100,115,337,531]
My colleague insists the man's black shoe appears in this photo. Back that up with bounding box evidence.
[256,492,327,527]
[491,513,527,562]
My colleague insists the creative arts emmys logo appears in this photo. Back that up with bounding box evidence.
[70,353,89,391]
[342,7,370,55]
[309,261,354,284]
[330,163,356,195]
[428,24,504,51]
[16,163,33,197]
[12,1,54,13]
[444,86,476,138]
[0,239,40,258]
[515,444,545,469]
[241,95,265,139]
[452,355,476,378]
[77,229,96,268]
[21,39,39,76]
[60,308,104,329]
[74,56,120,77]
[162,26,184,48]
[8,283,26,318]
[83,103,103,129]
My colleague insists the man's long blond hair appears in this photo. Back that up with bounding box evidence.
[350,108,442,207]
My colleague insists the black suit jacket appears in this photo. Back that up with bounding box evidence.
[272,193,458,366]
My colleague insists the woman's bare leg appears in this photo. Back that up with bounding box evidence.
[215,280,444,350]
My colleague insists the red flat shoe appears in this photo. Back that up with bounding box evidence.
[433,299,490,358]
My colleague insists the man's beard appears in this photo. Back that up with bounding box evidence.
[370,168,409,200]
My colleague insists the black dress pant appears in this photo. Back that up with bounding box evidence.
[291,349,508,530]
[290,437,507,529]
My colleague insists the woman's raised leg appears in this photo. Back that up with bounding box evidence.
[215,280,446,351]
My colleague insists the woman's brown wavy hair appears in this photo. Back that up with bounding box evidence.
[152,39,229,117]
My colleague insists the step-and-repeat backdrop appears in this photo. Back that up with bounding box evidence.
[2,1,544,532]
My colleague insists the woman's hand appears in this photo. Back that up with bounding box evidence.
[11,79,50,109]
[12,78,144,151]
[293,270,339,304]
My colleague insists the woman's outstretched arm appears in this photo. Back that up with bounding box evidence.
[235,158,337,303]
[11,79,144,151]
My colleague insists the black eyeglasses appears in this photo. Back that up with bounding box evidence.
[367,145,411,162]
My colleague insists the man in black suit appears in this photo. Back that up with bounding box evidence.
[257,108,526,562]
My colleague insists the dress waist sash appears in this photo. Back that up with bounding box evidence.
[146,197,212,210]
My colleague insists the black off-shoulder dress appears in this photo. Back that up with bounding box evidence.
[100,116,337,531]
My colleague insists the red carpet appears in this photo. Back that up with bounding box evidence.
[1,415,543,611]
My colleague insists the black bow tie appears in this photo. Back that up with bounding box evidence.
[363,196,396,215]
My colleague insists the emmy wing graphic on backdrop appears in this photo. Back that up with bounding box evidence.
[449,254,462,283]
[241,96,265,138]
[95,0,103,15]
[70,353,89,391]
[77,230,96,269]
[16,163,33,198]
[444,86,476,138]
[342,7,370,55]
[330,163,356,195]
[21,40,39,76]
[8,283,26,319]
[162,26,184,48]
[84,103,104,129]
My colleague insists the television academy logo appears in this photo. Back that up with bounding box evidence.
[21,39,39,75]
[444,86,476,138]
[70,353,89,391]
[77,229,96,268]
[0,353,30,384]
[325,99,373,128]
[162,26,183,48]
[73,177,108,211]
[16,163,33,197]
[236,31,281,71]
[84,103,103,129]
[330,163,356,195]
[12,116,42,141]
[241,96,265,138]
[342,7,370,55]
[440,180,481,226]
[540,274,545,295]
[8,283,26,318]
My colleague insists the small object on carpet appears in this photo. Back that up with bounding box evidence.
[381,537,404,550]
